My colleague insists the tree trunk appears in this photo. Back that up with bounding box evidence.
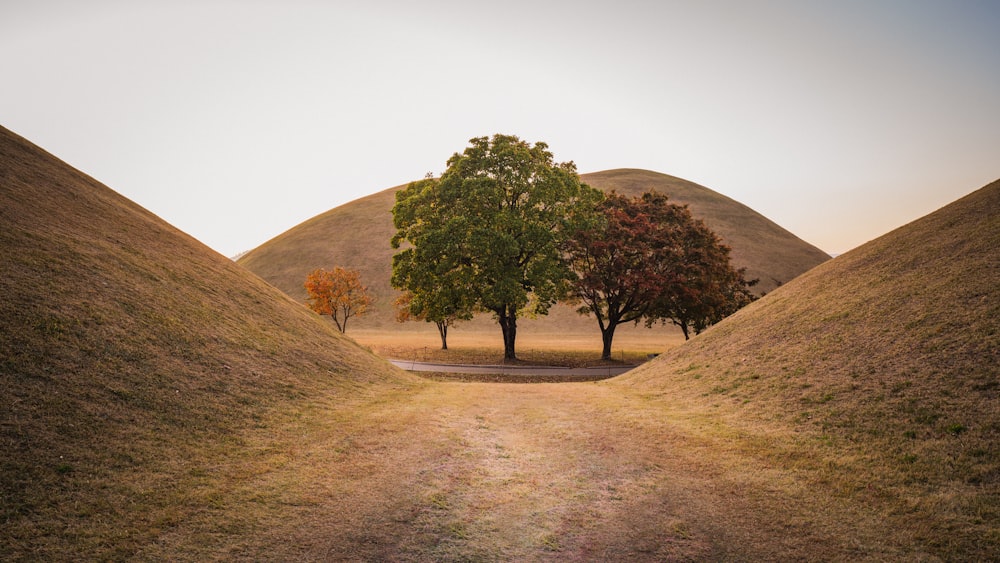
[496,305,518,360]
[600,321,618,360]
[436,321,448,350]
[331,313,346,333]
[678,321,690,340]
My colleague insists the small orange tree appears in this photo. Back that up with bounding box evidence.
[304,267,372,333]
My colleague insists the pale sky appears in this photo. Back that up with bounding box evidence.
[3,0,998,257]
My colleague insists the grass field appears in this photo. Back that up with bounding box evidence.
[134,374,966,560]
[350,324,686,368]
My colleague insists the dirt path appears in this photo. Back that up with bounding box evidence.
[187,381,901,561]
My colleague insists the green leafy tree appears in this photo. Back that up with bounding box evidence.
[392,285,472,350]
[394,291,457,348]
[390,176,475,351]
[391,135,601,360]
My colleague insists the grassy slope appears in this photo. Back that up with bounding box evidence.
[239,184,402,325]
[0,126,419,560]
[237,168,830,334]
[3,123,996,560]
[614,179,1000,558]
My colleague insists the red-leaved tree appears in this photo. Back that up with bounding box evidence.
[646,218,758,340]
[566,191,686,358]
[304,267,372,333]
[566,191,756,358]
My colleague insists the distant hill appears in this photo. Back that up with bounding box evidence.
[615,178,1000,557]
[0,126,416,559]
[238,169,830,332]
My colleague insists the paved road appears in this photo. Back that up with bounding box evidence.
[388,359,636,377]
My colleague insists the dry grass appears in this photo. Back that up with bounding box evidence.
[0,126,421,560]
[616,178,1000,559]
[350,326,683,368]
[133,381,939,560]
[3,125,996,561]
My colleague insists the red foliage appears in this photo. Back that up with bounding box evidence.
[567,191,756,356]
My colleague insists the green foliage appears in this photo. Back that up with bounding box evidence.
[390,176,477,344]
[391,134,601,359]
[946,423,967,435]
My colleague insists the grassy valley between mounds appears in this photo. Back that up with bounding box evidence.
[2,125,996,560]
[236,168,830,344]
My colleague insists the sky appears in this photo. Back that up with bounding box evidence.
[2,0,998,257]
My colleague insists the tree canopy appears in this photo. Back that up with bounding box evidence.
[391,134,602,360]
[303,266,372,333]
[391,282,472,350]
[646,215,758,339]
[566,191,757,357]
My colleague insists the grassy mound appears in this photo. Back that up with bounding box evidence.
[237,169,830,333]
[616,179,1000,558]
[0,125,418,559]
[8,121,992,559]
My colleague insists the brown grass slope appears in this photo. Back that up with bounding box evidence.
[615,179,1000,558]
[0,126,418,560]
[239,183,403,325]
[238,168,829,333]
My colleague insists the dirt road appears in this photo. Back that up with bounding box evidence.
[192,380,902,561]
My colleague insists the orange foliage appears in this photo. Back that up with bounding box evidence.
[303,267,372,333]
